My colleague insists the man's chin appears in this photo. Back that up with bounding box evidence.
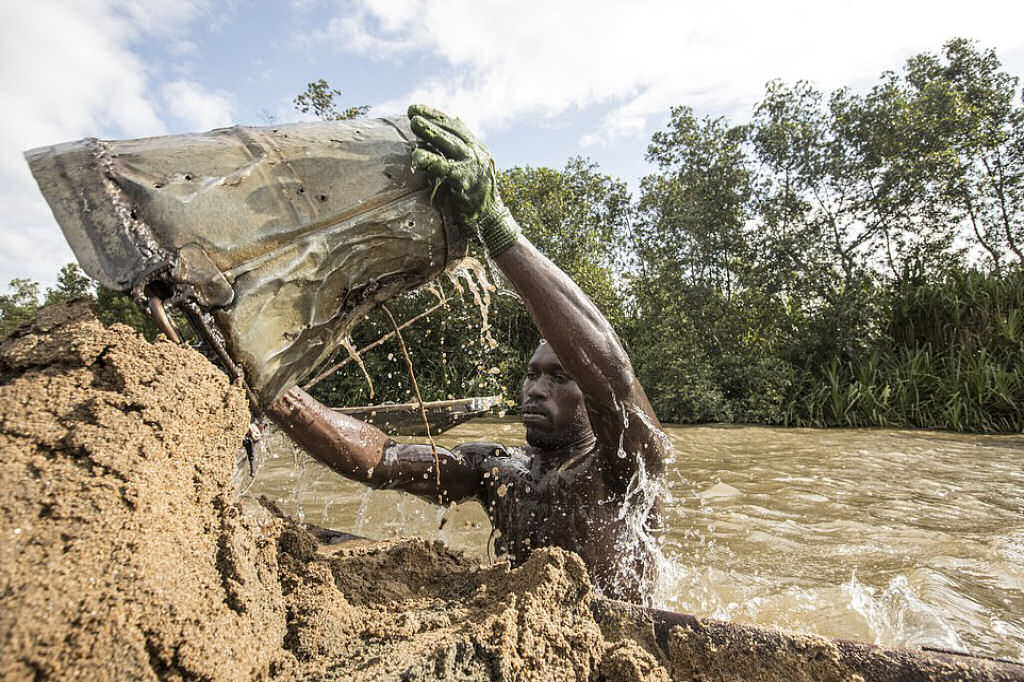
[526,425,567,450]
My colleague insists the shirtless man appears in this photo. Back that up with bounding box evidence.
[267,105,668,603]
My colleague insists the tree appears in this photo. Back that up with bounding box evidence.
[750,80,849,291]
[636,107,753,298]
[44,263,93,305]
[94,286,159,340]
[294,79,370,121]
[901,39,1024,271]
[0,279,41,339]
[627,108,796,422]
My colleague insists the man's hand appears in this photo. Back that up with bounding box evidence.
[408,104,520,255]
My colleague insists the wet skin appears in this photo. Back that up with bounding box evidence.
[268,105,667,603]
[269,242,668,604]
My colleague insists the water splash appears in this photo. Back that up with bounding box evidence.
[289,448,312,523]
[608,404,680,608]
[319,496,335,526]
[845,570,965,651]
[354,488,373,535]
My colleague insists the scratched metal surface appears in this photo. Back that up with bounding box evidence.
[25,117,466,403]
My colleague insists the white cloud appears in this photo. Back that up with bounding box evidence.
[0,0,209,287]
[5,0,1024,290]
[161,80,236,131]
[312,0,1024,146]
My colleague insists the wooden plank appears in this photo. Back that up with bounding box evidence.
[333,396,503,435]
[592,598,1024,681]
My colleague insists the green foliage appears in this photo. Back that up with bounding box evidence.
[624,38,1024,430]
[94,286,160,340]
[785,269,1024,431]
[0,264,159,342]
[6,46,1023,434]
[294,79,370,121]
[0,278,42,339]
[636,107,753,293]
[44,263,93,304]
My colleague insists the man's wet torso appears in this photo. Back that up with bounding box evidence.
[459,442,658,603]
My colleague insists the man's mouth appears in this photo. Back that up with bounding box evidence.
[521,404,549,425]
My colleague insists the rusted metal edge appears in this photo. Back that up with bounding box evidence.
[592,598,1024,681]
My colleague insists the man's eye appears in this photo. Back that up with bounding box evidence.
[525,372,539,380]
[552,373,570,383]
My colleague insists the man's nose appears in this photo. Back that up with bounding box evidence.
[525,378,549,399]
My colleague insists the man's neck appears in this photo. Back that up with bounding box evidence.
[530,431,598,474]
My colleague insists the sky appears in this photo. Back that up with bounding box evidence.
[2,0,1024,289]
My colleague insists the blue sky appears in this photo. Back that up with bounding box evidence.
[3,0,1024,287]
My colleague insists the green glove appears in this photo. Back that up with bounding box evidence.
[408,104,520,256]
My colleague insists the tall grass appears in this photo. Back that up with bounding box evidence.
[785,269,1024,432]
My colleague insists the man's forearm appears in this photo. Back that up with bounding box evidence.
[265,388,483,503]
[494,238,638,407]
[265,387,390,482]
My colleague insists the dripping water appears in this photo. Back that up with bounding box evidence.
[340,335,374,399]
[446,257,499,351]
[354,488,373,535]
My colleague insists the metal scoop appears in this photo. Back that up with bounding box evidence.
[25,116,465,408]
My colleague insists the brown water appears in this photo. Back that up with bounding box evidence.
[243,418,1024,662]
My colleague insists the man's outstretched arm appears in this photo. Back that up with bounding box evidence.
[407,104,666,482]
[266,387,484,505]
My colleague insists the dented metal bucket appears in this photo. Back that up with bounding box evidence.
[25,117,465,405]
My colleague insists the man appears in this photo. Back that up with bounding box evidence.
[267,105,668,603]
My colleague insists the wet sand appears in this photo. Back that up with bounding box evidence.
[0,303,669,680]
[4,303,1019,681]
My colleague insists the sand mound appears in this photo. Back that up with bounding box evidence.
[0,303,670,681]
[0,301,290,680]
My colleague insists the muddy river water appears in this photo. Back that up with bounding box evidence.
[244,418,1024,662]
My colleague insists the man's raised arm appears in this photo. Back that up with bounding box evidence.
[408,105,666,481]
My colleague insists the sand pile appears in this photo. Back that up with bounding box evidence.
[0,301,291,679]
[0,302,671,681]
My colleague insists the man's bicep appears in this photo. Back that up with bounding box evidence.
[372,442,491,505]
[587,382,668,483]
[370,443,474,504]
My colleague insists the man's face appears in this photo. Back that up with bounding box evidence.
[520,343,592,450]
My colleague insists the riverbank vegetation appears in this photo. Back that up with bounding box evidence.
[3,39,1022,432]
